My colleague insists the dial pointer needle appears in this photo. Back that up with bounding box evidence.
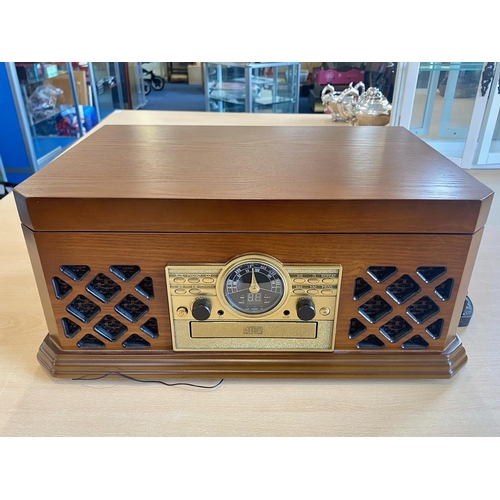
[249,268,260,294]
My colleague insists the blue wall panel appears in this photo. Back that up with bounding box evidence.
[0,63,31,175]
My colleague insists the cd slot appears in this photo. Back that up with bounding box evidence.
[190,321,317,339]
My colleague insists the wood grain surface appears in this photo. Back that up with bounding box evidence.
[16,125,491,201]
[37,333,468,379]
[1,169,499,436]
[30,229,474,353]
[14,125,493,233]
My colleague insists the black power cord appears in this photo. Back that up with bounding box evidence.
[73,371,224,389]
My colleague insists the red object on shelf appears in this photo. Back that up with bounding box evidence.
[312,68,364,86]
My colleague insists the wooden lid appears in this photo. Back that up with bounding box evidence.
[15,125,493,233]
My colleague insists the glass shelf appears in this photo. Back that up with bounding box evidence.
[204,62,300,113]
[97,83,117,93]
[419,62,484,72]
[255,92,294,105]
[208,92,294,107]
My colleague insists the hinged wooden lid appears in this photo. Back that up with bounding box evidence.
[14,125,493,234]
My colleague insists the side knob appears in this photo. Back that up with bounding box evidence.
[297,298,316,321]
[192,298,211,321]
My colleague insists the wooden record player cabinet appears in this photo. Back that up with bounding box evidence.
[14,125,494,379]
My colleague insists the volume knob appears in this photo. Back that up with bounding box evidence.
[192,298,211,321]
[297,298,316,321]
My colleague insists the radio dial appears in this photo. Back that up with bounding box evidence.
[192,298,211,321]
[297,298,316,321]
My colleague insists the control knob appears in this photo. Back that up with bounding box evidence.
[297,298,316,321]
[192,298,211,321]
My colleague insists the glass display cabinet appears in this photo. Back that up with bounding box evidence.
[203,62,300,113]
[90,62,125,120]
[8,62,92,169]
[90,62,146,114]
[126,62,147,110]
[0,62,105,182]
[392,61,500,168]
[0,61,147,183]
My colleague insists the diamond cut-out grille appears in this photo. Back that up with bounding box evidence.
[115,294,149,323]
[77,334,105,349]
[358,295,392,324]
[348,318,367,339]
[416,266,446,283]
[379,315,413,343]
[135,277,154,300]
[386,274,420,304]
[357,334,385,349]
[60,265,90,282]
[93,314,128,342]
[353,277,372,301]
[61,317,81,339]
[86,273,121,303]
[435,278,454,301]
[122,334,151,348]
[406,296,439,324]
[367,266,397,283]
[53,263,160,349]
[347,264,454,350]
[140,317,159,339]
[52,277,72,300]
[66,294,101,323]
[401,335,429,349]
[425,319,444,340]
[109,265,141,282]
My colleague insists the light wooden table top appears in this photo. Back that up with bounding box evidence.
[1,111,499,436]
[92,109,344,128]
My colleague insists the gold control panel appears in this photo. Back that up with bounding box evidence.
[166,254,342,352]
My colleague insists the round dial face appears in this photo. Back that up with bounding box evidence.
[224,262,285,314]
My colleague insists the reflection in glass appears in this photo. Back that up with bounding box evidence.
[128,62,146,110]
[205,62,300,113]
[15,62,81,164]
[409,62,483,159]
[483,107,500,164]
[92,62,120,119]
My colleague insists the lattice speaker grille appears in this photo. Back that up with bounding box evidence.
[349,266,454,350]
[50,264,159,350]
[86,273,121,303]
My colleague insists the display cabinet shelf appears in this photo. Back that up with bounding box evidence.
[204,62,300,113]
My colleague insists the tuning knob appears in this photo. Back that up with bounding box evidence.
[297,298,316,321]
[192,298,211,321]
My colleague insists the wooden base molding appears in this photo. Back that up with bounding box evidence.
[37,334,467,380]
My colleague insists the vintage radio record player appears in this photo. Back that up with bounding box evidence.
[14,125,494,379]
